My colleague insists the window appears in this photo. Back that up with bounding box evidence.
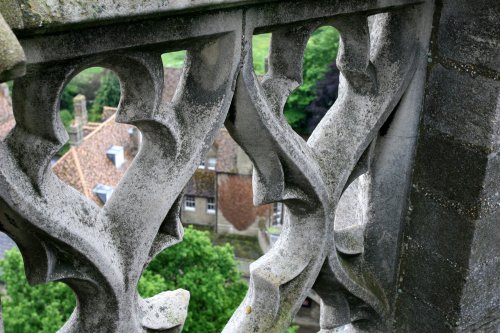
[207,197,215,214]
[198,159,206,169]
[184,195,196,211]
[207,157,216,170]
[273,203,283,225]
[106,145,125,168]
[93,184,114,204]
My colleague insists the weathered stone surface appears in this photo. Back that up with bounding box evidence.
[438,0,500,69]
[0,13,25,81]
[459,256,500,332]
[412,131,489,216]
[394,290,453,333]
[404,190,475,267]
[1,0,422,32]
[0,9,242,331]
[0,0,278,30]
[0,0,498,332]
[222,2,434,332]
[395,1,500,331]
[398,238,466,318]
[423,64,500,148]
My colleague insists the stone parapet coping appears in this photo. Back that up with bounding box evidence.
[0,0,279,32]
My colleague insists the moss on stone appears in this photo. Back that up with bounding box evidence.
[0,0,23,29]
[0,13,25,81]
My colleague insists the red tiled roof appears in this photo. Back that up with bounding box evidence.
[185,170,216,197]
[214,128,239,173]
[53,68,256,215]
[53,68,184,205]
[53,115,135,205]
[52,149,86,194]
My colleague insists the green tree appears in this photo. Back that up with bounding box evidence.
[59,67,105,117]
[139,227,248,333]
[284,26,339,133]
[89,69,121,122]
[252,33,272,75]
[59,109,73,129]
[0,228,248,332]
[59,81,79,114]
[0,250,75,333]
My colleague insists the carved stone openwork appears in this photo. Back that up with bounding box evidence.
[0,1,434,332]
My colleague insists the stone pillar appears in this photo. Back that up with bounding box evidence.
[68,121,83,146]
[73,94,87,126]
[394,1,500,332]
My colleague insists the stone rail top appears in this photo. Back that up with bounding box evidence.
[1,0,498,332]
[3,0,420,33]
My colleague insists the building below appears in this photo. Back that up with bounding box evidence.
[0,73,316,331]
[0,83,15,140]
[51,68,274,236]
[182,128,273,236]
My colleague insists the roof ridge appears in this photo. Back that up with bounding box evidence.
[52,113,118,169]
[51,145,72,168]
[83,113,116,141]
[71,148,91,198]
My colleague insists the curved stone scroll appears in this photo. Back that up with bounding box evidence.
[223,4,430,332]
[223,23,331,333]
[0,31,241,332]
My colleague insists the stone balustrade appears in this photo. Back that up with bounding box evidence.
[0,1,498,332]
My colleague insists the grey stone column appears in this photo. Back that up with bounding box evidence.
[73,94,88,126]
[394,1,500,332]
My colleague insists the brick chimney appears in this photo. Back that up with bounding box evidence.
[68,94,86,146]
[68,121,83,146]
[73,94,88,125]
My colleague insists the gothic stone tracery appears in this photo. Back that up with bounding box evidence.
[0,0,497,332]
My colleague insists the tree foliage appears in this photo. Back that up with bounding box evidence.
[0,250,75,333]
[284,26,339,134]
[305,62,340,133]
[0,228,247,333]
[139,226,247,333]
[89,69,121,122]
[59,82,79,114]
[252,33,272,75]
[59,67,104,117]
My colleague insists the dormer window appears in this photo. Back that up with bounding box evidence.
[198,159,206,169]
[128,127,142,147]
[93,184,114,204]
[106,145,125,168]
[207,157,216,170]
